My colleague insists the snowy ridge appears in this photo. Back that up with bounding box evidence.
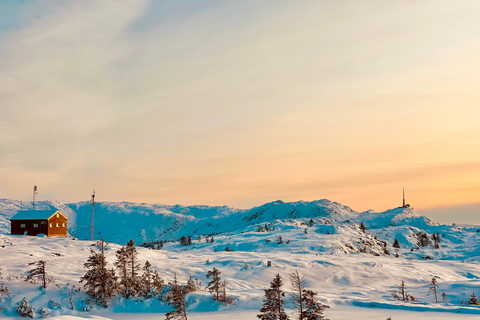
[1,198,433,245]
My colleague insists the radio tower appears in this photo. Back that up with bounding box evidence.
[402,188,406,207]
[91,189,96,241]
[33,183,38,210]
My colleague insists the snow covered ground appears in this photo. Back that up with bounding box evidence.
[1,198,480,319]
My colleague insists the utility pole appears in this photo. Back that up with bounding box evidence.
[91,189,96,241]
[33,184,38,210]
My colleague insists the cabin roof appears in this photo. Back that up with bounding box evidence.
[10,210,68,221]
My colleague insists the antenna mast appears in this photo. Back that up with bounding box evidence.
[91,189,96,241]
[402,188,406,207]
[33,183,38,210]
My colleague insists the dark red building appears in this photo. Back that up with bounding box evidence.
[10,210,68,237]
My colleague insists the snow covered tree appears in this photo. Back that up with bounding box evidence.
[25,260,47,289]
[442,292,447,304]
[139,260,156,299]
[391,280,416,302]
[165,274,188,320]
[257,273,289,320]
[427,277,439,303]
[187,236,192,245]
[39,307,49,318]
[393,238,400,249]
[117,240,140,298]
[468,291,479,305]
[206,267,222,301]
[16,297,34,318]
[80,239,117,307]
[359,222,367,233]
[302,289,328,320]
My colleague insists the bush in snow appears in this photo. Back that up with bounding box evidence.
[48,300,61,309]
[0,282,11,301]
[16,297,34,318]
[39,307,49,318]
[391,280,416,302]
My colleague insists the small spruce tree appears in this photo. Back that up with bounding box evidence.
[468,291,479,305]
[16,297,34,318]
[257,273,289,320]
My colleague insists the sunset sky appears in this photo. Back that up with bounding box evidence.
[0,1,479,222]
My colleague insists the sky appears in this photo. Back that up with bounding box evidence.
[0,1,479,222]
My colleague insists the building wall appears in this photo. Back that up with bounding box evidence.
[11,219,48,236]
[47,213,68,237]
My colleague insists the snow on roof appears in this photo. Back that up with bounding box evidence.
[10,210,62,221]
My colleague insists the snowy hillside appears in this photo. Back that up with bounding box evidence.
[2,198,480,319]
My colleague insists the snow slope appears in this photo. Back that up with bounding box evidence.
[1,198,480,319]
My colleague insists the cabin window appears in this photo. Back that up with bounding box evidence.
[21,224,25,228]
[50,223,52,228]
[57,213,59,218]
[33,224,38,228]
[62,223,65,227]
[56,223,59,227]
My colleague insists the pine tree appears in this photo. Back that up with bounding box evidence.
[393,238,400,249]
[206,267,222,301]
[257,273,289,320]
[152,270,165,293]
[124,239,140,298]
[25,260,47,289]
[468,291,479,305]
[427,277,439,303]
[187,236,192,245]
[165,274,188,320]
[359,222,367,233]
[80,239,117,307]
[140,260,155,298]
[114,246,128,296]
[16,297,34,318]
[302,289,328,320]
[277,236,284,244]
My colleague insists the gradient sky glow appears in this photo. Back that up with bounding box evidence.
[1,1,479,219]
